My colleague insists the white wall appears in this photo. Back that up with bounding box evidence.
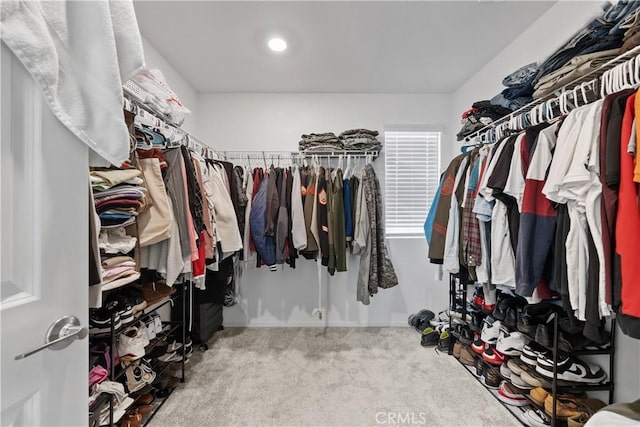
[197,93,451,326]
[449,1,604,160]
[141,37,200,136]
[448,0,640,403]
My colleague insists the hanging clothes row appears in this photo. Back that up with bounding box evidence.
[242,155,398,305]
[426,84,640,340]
[90,106,398,307]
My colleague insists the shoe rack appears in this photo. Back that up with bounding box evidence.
[448,271,530,426]
[447,272,617,427]
[89,282,189,427]
[524,313,616,426]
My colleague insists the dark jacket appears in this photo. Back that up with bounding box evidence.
[250,175,276,268]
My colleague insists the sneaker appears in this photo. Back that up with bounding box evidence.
[498,380,530,405]
[497,386,530,406]
[103,294,135,325]
[503,306,520,330]
[535,350,566,371]
[119,287,148,315]
[482,346,506,366]
[544,395,606,421]
[482,367,502,389]
[89,304,122,334]
[452,340,463,359]
[510,373,535,390]
[437,330,450,352]
[471,287,485,310]
[492,295,526,321]
[496,328,531,356]
[118,323,150,361]
[520,369,552,388]
[124,360,155,393]
[536,355,607,384]
[507,358,529,376]
[421,327,439,347]
[500,363,512,380]
[521,341,548,366]
[452,324,474,345]
[471,337,486,355]
[448,307,473,322]
[158,351,183,363]
[530,387,549,406]
[408,309,435,332]
[429,310,450,326]
[459,345,476,366]
[474,357,485,378]
[481,317,502,344]
[468,311,485,333]
[523,409,551,427]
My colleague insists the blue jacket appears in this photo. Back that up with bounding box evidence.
[250,176,276,267]
[424,174,444,245]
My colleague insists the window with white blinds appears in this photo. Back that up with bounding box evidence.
[384,130,441,237]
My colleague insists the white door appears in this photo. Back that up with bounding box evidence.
[1,42,88,426]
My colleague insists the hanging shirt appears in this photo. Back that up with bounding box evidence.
[516,123,559,297]
[290,166,307,250]
[617,93,640,318]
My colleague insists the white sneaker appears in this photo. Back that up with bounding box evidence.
[123,360,154,393]
[481,318,502,344]
[158,351,183,363]
[118,324,150,361]
[496,328,531,356]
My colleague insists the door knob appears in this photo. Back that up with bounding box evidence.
[15,315,88,360]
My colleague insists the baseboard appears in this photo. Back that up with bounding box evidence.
[223,321,409,327]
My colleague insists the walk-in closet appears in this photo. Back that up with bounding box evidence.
[2,1,640,427]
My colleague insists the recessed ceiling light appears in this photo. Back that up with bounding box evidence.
[268,37,287,52]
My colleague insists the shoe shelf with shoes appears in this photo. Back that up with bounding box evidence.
[89,282,190,426]
[445,273,617,427]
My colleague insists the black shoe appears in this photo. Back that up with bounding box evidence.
[493,295,527,321]
[474,357,485,378]
[469,311,485,333]
[521,301,563,325]
[421,327,439,347]
[483,366,502,389]
[437,330,450,352]
[89,302,122,334]
[408,310,435,333]
[503,306,520,330]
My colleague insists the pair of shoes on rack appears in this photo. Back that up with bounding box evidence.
[89,301,126,335]
[120,405,152,427]
[482,366,502,389]
[544,394,606,421]
[496,380,529,406]
[482,345,507,366]
[496,326,531,356]
[118,322,151,361]
[132,282,176,306]
[450,323,475,345]
[519,341,607,384]
[124,359,156,393]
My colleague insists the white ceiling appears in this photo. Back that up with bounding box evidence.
[134,1,555,94]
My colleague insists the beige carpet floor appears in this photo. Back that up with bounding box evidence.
[150,327,520,427]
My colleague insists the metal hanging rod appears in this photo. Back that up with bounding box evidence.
[220,150,379,160]
[123,94,220,159]
[463,45,640,142]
